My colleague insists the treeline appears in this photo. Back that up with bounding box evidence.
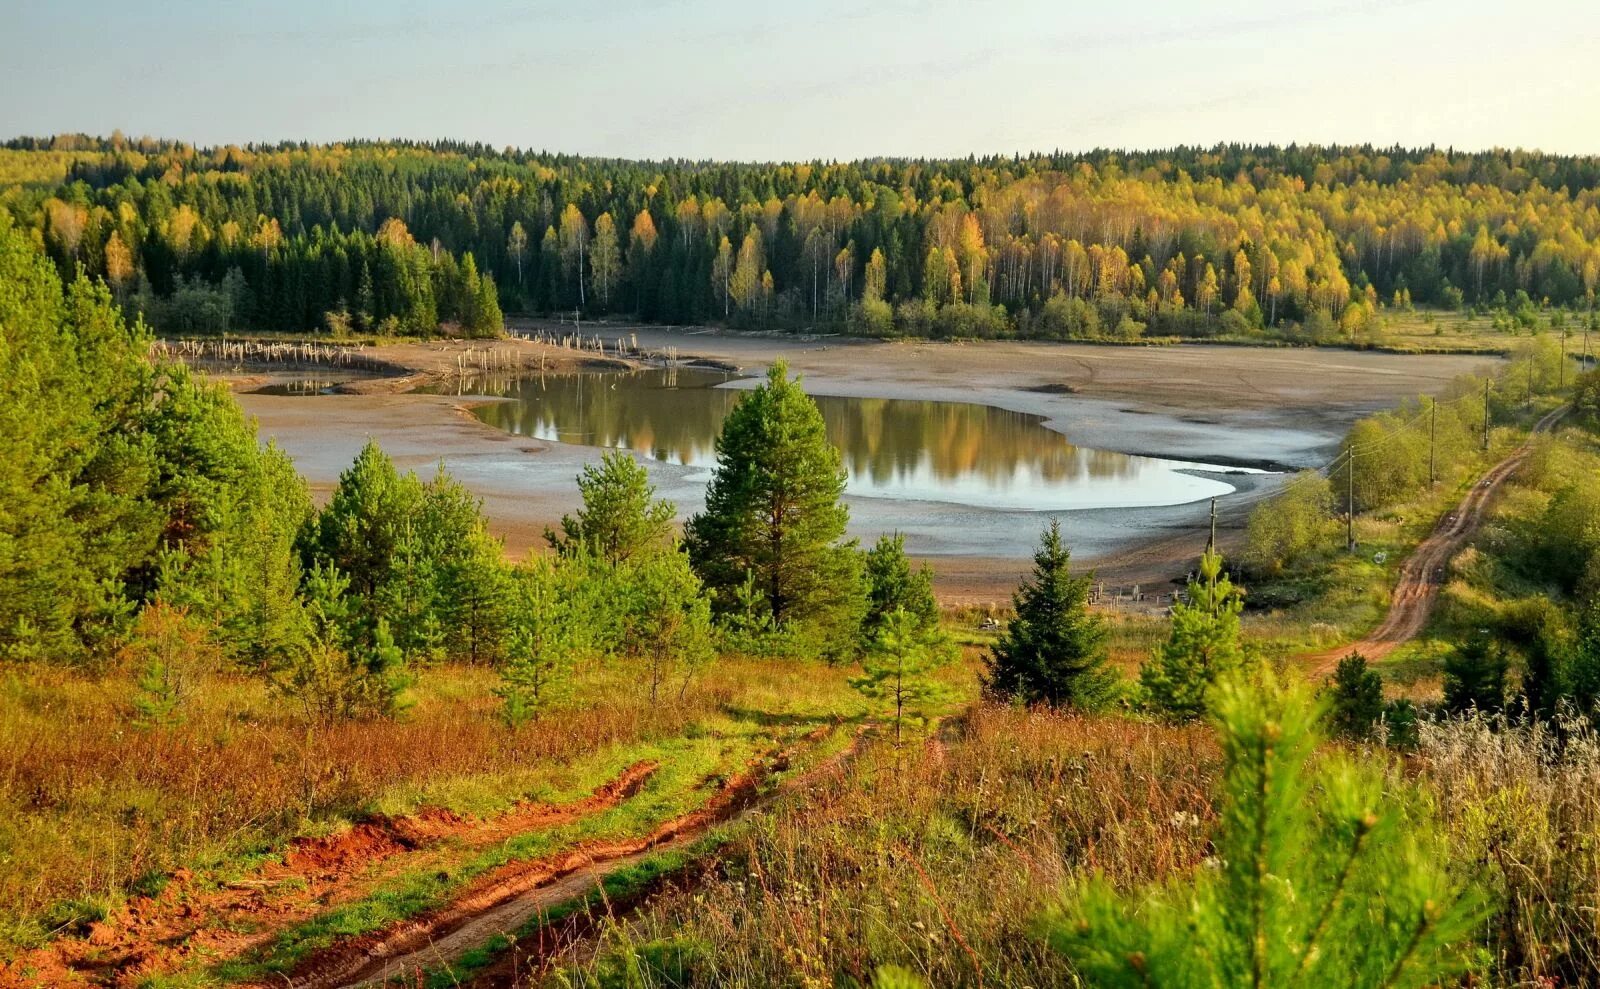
[5,138,1600,341]
[0,210,944,727]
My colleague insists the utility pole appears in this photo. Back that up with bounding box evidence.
[1561,327,1569,389]
[1346,452,1357,553]
[1208,497,1217,553]
[1483,378,1492,452]
[1527,354,1534,405]
[1428,396,1437,486]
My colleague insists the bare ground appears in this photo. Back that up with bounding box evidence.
[230,328,1500,601]
[1301,405,1567,673]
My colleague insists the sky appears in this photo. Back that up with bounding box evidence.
[5,0,1599,160]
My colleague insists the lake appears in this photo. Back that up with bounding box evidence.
[426,368,1263,512]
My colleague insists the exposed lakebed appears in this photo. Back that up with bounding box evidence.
[418,367,1269,512]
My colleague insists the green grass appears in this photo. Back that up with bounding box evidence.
[213,720,806,982]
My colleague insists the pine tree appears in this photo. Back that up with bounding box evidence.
[850,608,947,745]
[619,547,715,702]
[1140,548,1247,721]
[548,451,676,564]
[307,440,421,600]
[862,532,940,645]
[497,557,577,726]
[983,520,1112,708]
[1045,671,1488,987]
[1442,636,1508,715]
[280,566,412,723]
[685,361,863,651]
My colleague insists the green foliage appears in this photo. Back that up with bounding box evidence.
[1044,671,1488,988]
[12,140,1600,337]
[1243,472,1334,576]
[1574,368,1600,425]
[871,966,930,989]
[547,450,675,564]
[0,212,312,664]
[496,556,578,726]
[277,564,413,723]
[1326,653,1385,740]
[686,361,863,654]
[559,936,711,988]
[1140,549,1247,721]
[984,520,1113,708]
[1521,479,1600,597]
[618,547,715,702]
[304,446,512,664]
[122,603,221,728]
[850,608,950,744]
[861,532,940,646]
[1442,637,1509,715]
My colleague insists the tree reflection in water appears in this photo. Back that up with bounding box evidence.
[439,368,1246,511]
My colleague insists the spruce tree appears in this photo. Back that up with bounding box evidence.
[684,361,863,649]
[983,520,1112,707]
[1327,652,1385,740]
[1140,547,1247,721]
[1442,636,1509,715]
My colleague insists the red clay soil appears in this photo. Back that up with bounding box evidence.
[1302,405,1566,675]
[0,762,659,989]
[282,755,788,988]
[284,724,853,989]
[458,724,869,989]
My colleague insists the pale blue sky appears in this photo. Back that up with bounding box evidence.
[4,0,1598,159]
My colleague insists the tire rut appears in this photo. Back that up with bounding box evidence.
[282,727,849,989]
[1303,405,1566,673]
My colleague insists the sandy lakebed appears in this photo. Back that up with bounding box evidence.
[229,326,1500,604]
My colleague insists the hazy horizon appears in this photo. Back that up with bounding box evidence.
[6,0,1598,160]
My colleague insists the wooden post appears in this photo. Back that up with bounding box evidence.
[1483,378,1491,452]
[1428,396,1437,486]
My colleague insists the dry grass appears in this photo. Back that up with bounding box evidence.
[0,656,873,951]
[559,705,1217,988]
[1417,712,1600,984]
[547,702,1600,989]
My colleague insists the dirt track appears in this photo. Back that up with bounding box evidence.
[1303,405,1566,673]
[282,725,859,989]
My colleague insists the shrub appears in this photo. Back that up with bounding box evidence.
[1326,652,1384,740]
[1045,671,1488,987]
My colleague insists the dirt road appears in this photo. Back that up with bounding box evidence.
[1303,406,1566,674]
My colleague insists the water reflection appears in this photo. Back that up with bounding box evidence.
[434,368,1248,511]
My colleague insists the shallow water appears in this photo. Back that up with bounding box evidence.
[430,368,1265,512]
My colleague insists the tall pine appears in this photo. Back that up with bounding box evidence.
[685,361,863,650]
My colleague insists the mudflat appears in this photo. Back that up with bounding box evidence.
[234,328,1498,602]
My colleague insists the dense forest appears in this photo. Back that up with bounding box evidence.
[4,135,1600,341]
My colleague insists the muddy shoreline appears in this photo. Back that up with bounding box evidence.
[227,328,1500,602]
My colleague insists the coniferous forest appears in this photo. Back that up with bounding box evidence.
[6,135,1600,341]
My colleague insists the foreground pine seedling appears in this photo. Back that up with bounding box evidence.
[1045,672,1488,988]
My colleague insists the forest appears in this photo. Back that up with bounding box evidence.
[5,135,1600,341]
[9,134,1600,987]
